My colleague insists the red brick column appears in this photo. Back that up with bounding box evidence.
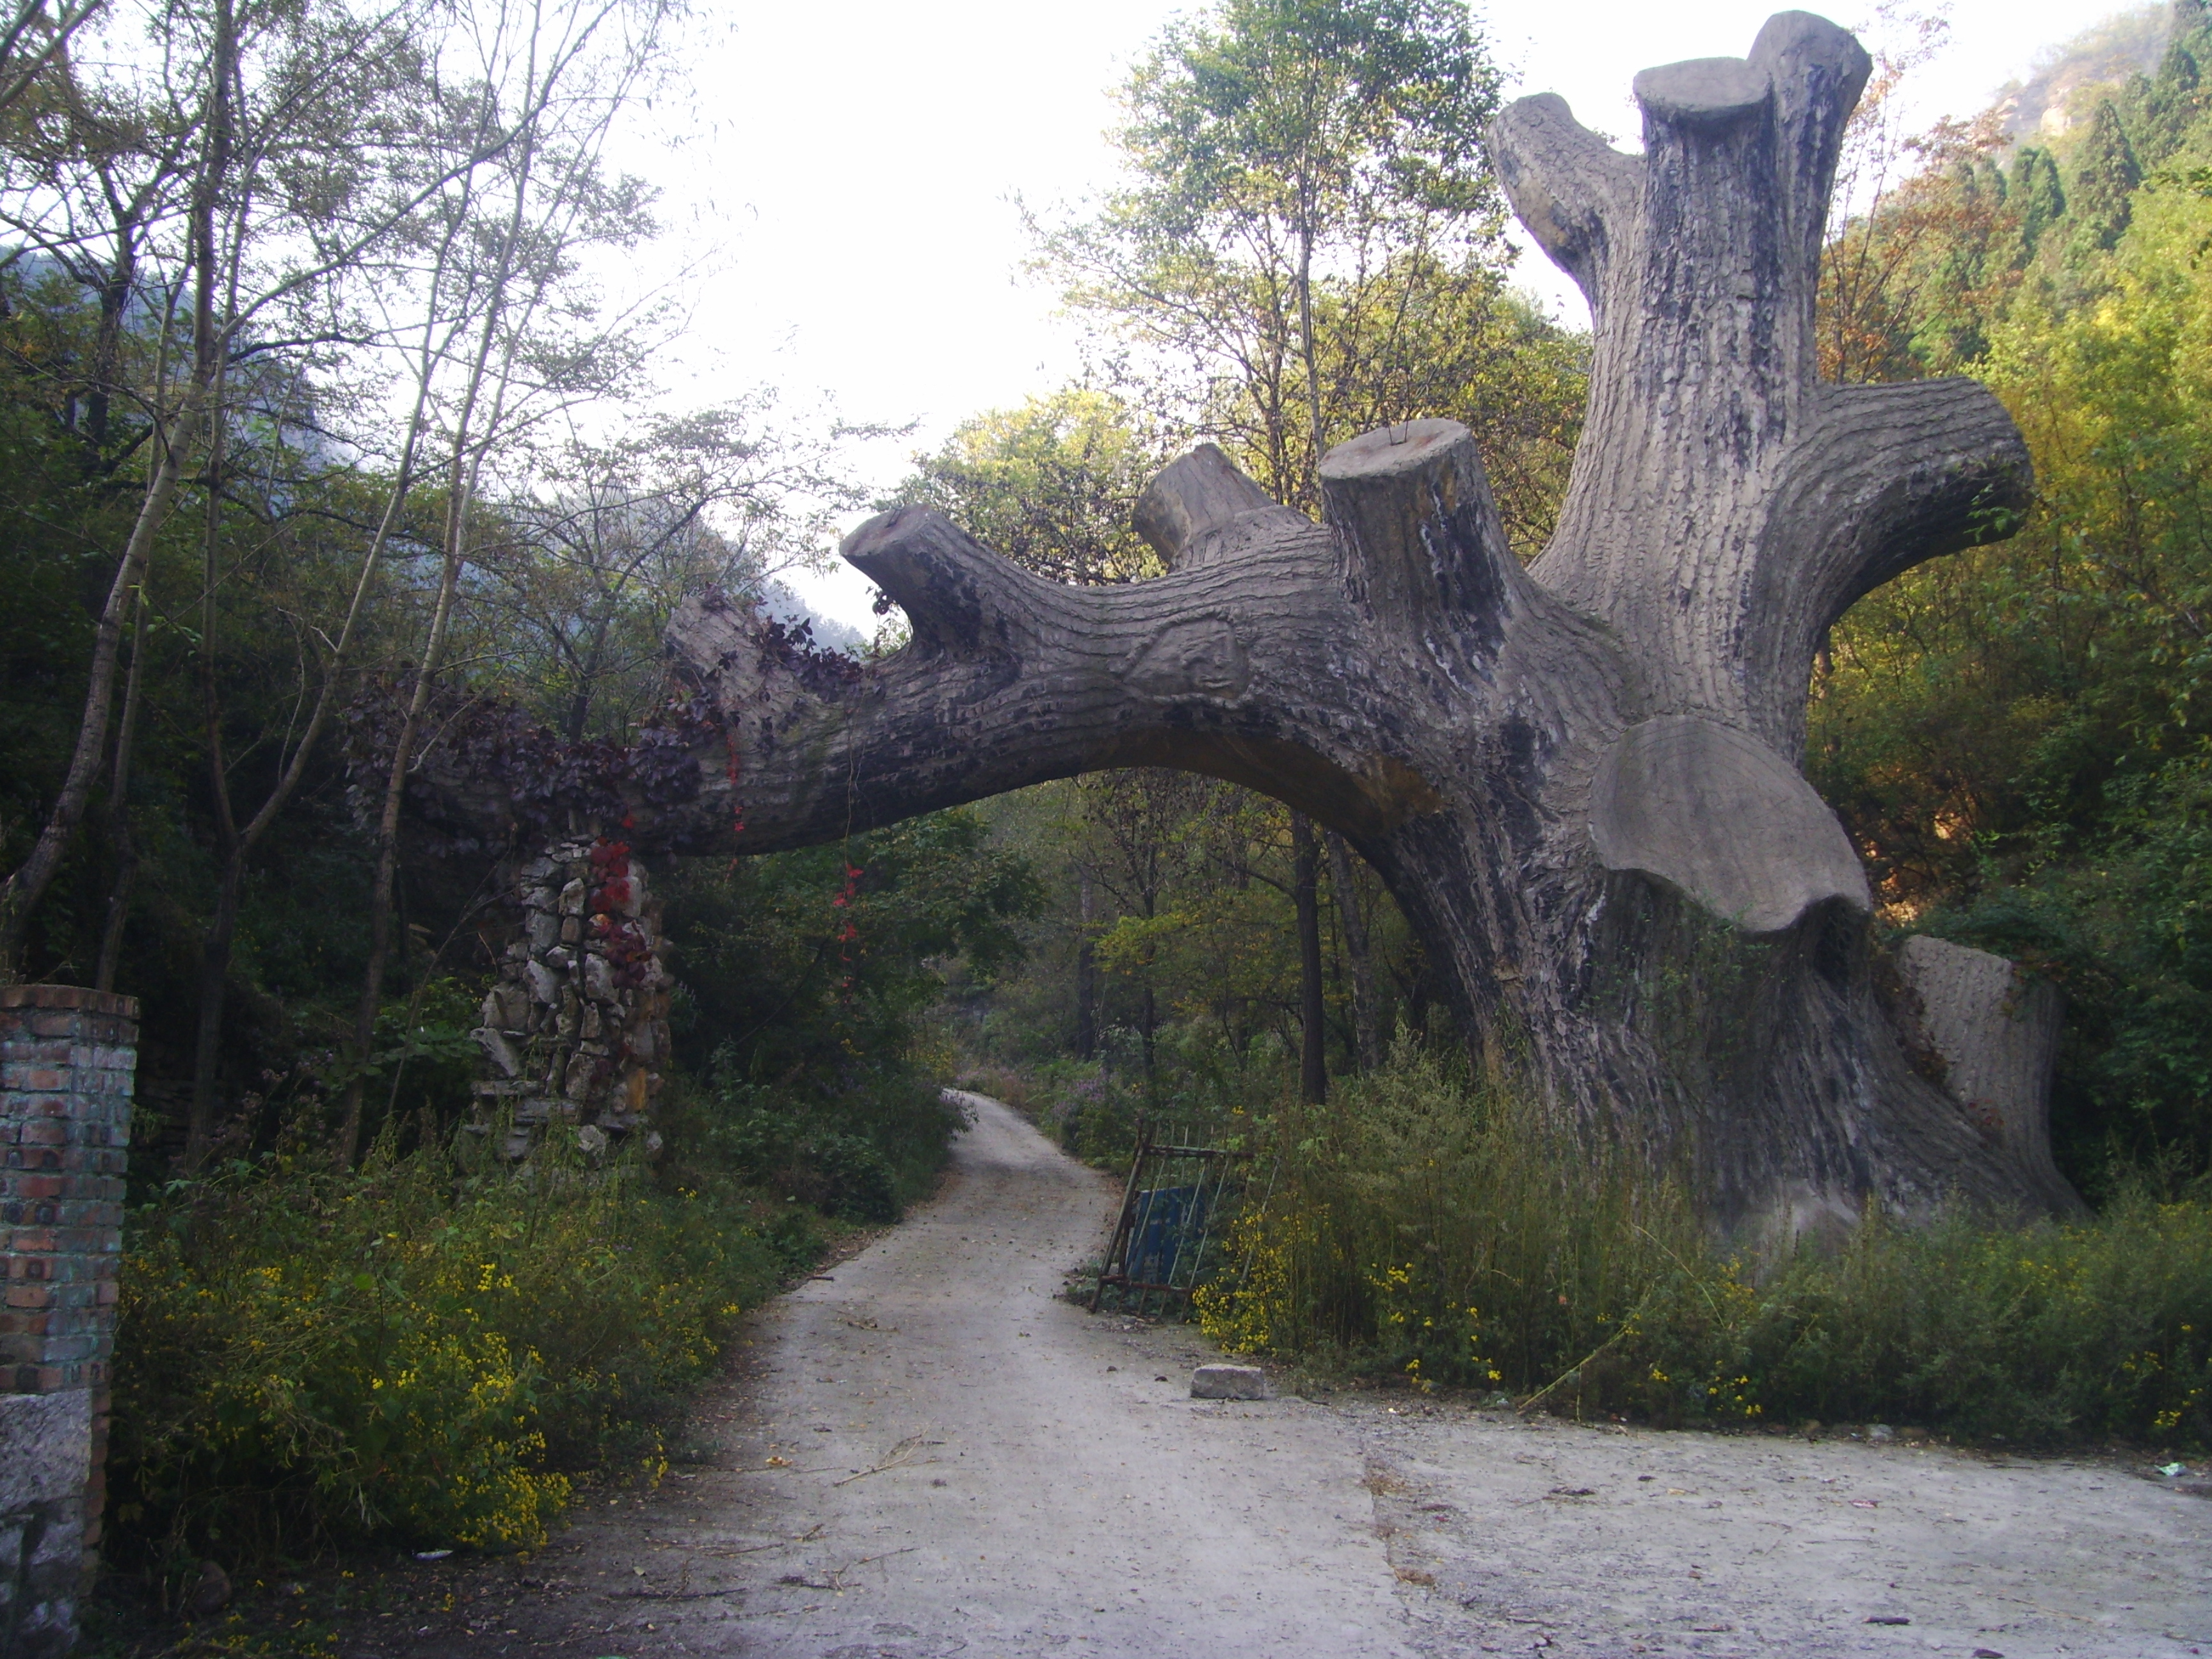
[1,986,136,1659]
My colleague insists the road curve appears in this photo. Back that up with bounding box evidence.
[675,1088,1416,1656]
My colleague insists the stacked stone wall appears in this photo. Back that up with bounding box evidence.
[473,837,671,1158]
[0,986,136,1659]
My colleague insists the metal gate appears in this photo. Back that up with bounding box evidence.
[1090,1118,1263,1315]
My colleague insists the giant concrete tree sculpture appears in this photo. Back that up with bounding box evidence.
[450,12,2077,1228]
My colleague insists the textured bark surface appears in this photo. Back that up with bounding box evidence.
[425,12,2076,1230]
[1892,936,2068,1204]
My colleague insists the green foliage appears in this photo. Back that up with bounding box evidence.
[997,1025,1294,1171]
[895,390,1169,587]
[669,809,1038,1079]
[963,773,1425,1122]
[2073,99,2145,252]
[1807,4,2212,1183]
[661,808,1041,1214]
[1033,0,1582,543]
[1199,1044,2212,1444]
[678,1072,960,1225]
[111,1126,793,1566]
[93,762,1036,1571]
[1121,0,1503,237]
[1813,113,2212,1178]
[2011,145,2067,257]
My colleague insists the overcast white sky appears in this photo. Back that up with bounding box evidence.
[634,0,2125,630]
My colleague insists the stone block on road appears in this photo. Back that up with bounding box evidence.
[1191,1364,1269,1400]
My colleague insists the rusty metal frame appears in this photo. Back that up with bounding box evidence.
[1089,1116,1256,1315]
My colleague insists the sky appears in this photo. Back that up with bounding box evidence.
[636,0,2132,632]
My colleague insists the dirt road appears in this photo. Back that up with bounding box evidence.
[414,1092,2211,1659]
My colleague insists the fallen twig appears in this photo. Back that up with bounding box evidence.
[1518,1284,1660,1416]
[675,1523,826,1559]
[831,1435,931,1486]
[831,1546,918,1588]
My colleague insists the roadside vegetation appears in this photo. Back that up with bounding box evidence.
[1196,1043,2212,1448]
[0,0,1037,1589]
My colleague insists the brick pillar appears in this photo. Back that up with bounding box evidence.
[0,986,136,1659]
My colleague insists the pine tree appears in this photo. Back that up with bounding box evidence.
[2136,36,2204,167]
[2009,146,2066,262]
[2072,99,2142,252]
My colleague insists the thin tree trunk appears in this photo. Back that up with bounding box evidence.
[342,75,560,1165]
[1295,215,1326,509]
[1293,212,1334,1102]
[186,323,237,1158]
[1139,980,1157,1091]
[1326,828,1381,1071]
[340,284,510,1165]
[340,474,471,1166]
[93,588,145,993]
[83,211,138,465]
[0,406,205,979]
[1074,865,1098,1059]
[1292,810,1326,1105]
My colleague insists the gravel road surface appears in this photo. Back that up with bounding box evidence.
[402,1091,2211,1659]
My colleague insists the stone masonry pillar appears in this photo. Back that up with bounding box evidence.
[0,987,136,1659]
[473,837,669,1161]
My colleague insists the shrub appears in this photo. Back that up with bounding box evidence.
[111,1123,789,1566]
[998,1027,1295,1171]
[1198,1039,2212,1446]
[679,1061,966,1221]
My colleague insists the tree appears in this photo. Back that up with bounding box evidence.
[1030,0,1548,1102]
[899,390,1169,588]
[0,0,533,982]
[2009,147,2065,260]
[177,0,487,1161]
[1074,767,1214,1085]
[2072,99,2142,252]
[1326,825,1381,1070]
[0,0,106,118]
[1811,138,2212,1176]
[1034,0,1578,541]
[2138,31,2206,166]
[484,399,866,746]
[493,12,2078,1232]
[1807,9,2027,385]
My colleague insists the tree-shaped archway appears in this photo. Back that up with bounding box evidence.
[445,12,2078,1230]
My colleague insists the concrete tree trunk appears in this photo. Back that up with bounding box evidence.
[437,13,2078,1230]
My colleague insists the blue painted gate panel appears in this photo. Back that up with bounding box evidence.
[1126,1183,1214,1285]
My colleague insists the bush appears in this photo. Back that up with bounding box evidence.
[988,1025,1298,1171]
[677,1059,967,1222]
[111,1123,792,1567]
[1197,1040,2212,1446]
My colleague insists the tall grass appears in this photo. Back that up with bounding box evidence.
[1197,1041,2212,1446]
